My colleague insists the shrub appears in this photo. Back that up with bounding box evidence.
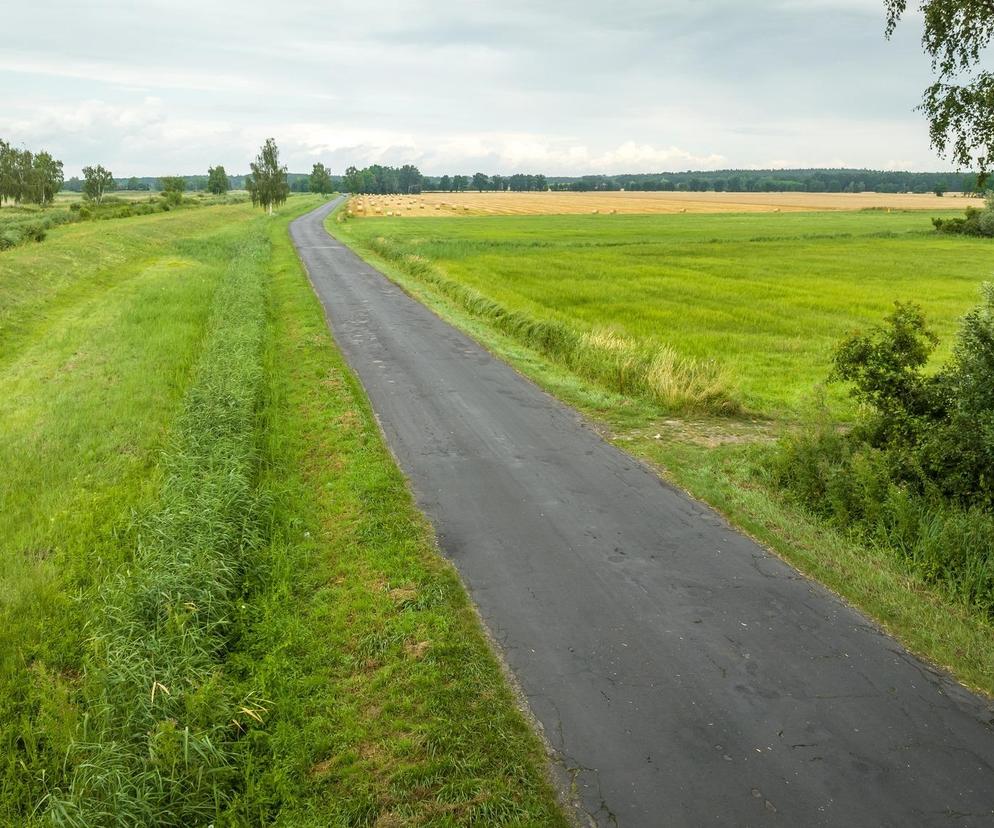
[933,195,994,237]
[0,229,22,250]
[770,285,994,613]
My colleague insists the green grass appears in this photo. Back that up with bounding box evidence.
[332,206,994,697]
[1,197,564,824]
[0,192,248,252]
[335,209,989,417]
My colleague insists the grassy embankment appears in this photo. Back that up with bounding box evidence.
[0,191,248,251]
[332,207,994,696]
[0,197,564,824]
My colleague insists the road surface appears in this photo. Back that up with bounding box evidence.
[291,198,994,827]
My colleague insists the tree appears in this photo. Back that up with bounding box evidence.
[452,175,468,192]
[246,138,289,215]
[934,179,947,196]
[207,165,230,195]
[160,176,186,206]
[398,164,423,194]
[439,174,452,191]
[10,148,33,204]
[82,165,114,204]
[31,152,64,205]
[309,162,333,195]
[886,1,994,181]
[472,172,489,192]
[343,165,362,193]
[0,141,17,205]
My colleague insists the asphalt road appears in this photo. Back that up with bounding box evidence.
[292,198,994,827]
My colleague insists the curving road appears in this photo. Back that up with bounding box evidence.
[292,198,994,827]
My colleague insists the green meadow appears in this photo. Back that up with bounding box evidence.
[335,209,989,417]
[0,198,563,824]
[334,207,994,696]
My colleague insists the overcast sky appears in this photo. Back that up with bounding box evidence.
[0,0,945,177]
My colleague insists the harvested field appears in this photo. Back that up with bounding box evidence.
[346,189,984,218]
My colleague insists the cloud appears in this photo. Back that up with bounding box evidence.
[0,0,951,174]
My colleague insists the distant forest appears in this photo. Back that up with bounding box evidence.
[545,169,981,194]
[62,172,319,194]
[59,167,981,196]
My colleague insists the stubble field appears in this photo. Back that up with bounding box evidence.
[347,189,984,218]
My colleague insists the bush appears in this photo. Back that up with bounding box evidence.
[933,193,994,237]
[0,229,22,250]
[770,285,994,613]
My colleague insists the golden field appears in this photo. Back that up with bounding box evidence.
[346,189,984,217]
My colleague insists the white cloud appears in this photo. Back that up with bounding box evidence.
[0,0,952,175]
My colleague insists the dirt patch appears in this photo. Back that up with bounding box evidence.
[404,640,430,660]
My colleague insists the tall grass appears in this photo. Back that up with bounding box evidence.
[43,231,271,824]
[768,419,994,616]
[363,237,739,415]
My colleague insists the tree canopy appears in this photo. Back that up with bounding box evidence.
[0,141,64,206]
[160,176,186,206]
[343,164,423,194]
[309,162,333,195]
[81,164,115,204]
[886,1,994,180]
[207,165,230,195]
[246,138,289,215]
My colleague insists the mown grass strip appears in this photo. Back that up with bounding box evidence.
[43,226,273,825]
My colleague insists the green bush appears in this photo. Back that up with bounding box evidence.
[0,229,22,250]
[770,285,994,613]
[933,193,994,237]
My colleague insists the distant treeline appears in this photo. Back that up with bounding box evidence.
[61,172,319,193]
[546,169,981,195]
[341,165,549,194]
[52,166,983,197]
[339,165,980,195]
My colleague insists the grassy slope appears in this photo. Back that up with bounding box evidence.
[1,207,260,817]
[331,208,994,697]
[336,210,988,414]
[0,199,564,824]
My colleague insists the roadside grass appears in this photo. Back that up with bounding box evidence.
[217,215,566,824]
[335,209,988,416]
[331,206,994,697]
[1,195,566,824]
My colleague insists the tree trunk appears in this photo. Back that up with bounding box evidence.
[268,202,273,216]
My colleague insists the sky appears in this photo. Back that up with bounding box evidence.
[0,0,948,177]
